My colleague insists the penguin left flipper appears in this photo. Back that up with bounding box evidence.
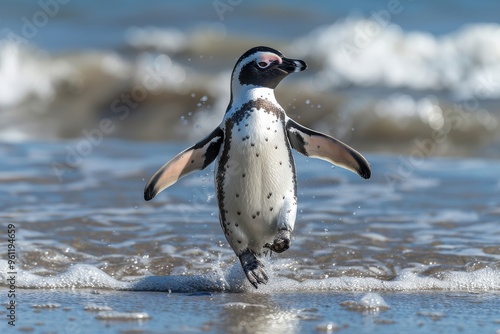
[144,127,224,201]
[286,119,371,179]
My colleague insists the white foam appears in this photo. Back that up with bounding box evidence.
[125,27,187,53]
[341,293,390,312]
[3,259,499,293]
[250,267,500,293]
[31,303,61,309]
[359,232,389,242]
[359,292,390,309]
[290,20,500,99]
[2,262,128,290]
[0,129,32,142]
[137,264,500,294]
[95,311,151,321]
[222,302,266,309]
[134,52,187,89]
[316,322,342,332]
[84,304,113,312]
[0,42,76,108]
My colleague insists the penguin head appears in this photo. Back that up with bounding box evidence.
[231,46,307,91]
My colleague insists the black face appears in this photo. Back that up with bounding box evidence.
[233,46,307,89]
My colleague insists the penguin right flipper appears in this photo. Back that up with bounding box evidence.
[286,119,371,179]
[144,127,224,201]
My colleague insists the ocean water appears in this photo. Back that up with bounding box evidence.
[1,140,500,333]
[0,140,500,291]
[1,139,499,291]
[1,1,500,333]
[0,0,499,155]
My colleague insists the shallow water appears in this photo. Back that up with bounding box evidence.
[1,140,500,333]
[1,139,499,292]
[3,289,500,334]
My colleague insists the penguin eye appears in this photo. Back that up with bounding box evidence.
[257,61,270,69]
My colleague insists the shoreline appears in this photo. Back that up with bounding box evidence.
[2,289,499,333]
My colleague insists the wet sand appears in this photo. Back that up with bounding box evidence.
[4,289,500,334]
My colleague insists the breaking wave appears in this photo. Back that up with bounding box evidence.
[290,20,500,99]
[1,21,499,155]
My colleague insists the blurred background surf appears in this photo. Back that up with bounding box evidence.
[1,0,499,156]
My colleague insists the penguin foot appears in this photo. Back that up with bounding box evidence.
[265,229,291,253]
[239,250,268,289]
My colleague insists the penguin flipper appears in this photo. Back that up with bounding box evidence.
[144,127,224,201]
[286,119,371,179]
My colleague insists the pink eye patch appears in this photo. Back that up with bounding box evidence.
[257,53,282,68]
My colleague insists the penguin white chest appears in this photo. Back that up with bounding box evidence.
[216,105,297,254]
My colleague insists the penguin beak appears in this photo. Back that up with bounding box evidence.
[278,57,307,73]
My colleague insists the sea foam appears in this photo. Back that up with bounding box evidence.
[2,259,499,293]
[290,20,500,99]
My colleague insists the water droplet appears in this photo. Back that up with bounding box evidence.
[316,322,340,333]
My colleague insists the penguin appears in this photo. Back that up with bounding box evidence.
[144,46,371,289]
